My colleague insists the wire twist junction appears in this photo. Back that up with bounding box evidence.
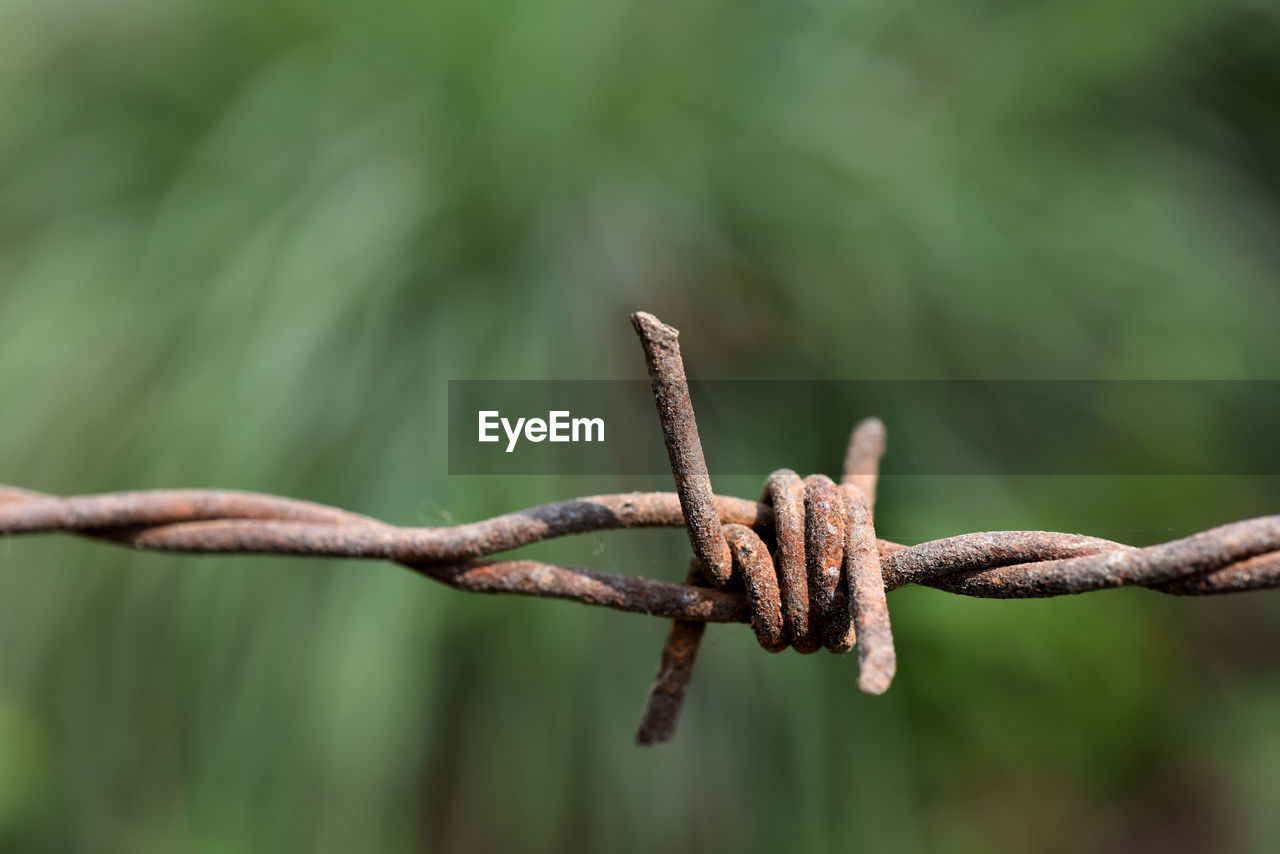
[1,312,1278,745]
[629,312,895,742]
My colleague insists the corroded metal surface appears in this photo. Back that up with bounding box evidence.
[627,317,896,742]
[2,312,1278,746]
[3,490,1277,604]
[631,312,732,586]
[632,561,708,746]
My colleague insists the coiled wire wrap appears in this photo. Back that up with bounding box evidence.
[631,312,896,742]
[722,473,893,689]
[3,311,1279,747]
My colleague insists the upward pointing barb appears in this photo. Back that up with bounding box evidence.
[843,416,887,509]
[630,312,732,587]
[630,311,894,745]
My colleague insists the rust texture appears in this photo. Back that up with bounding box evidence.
[631,312,732,586]
[2,312,1279,745]
[628,316,894,743]
[632,561,708,747]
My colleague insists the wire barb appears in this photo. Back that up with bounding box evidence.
[631,324,897,743]
[2,313,1279,745]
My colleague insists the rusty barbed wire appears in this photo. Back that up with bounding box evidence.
[2,311,1279,746]
[630,311,893,742]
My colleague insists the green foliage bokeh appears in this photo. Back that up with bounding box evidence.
[2,0,1279,851]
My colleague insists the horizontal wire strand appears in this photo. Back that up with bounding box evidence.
[3,312,1278,746]
[4,487,1277,600]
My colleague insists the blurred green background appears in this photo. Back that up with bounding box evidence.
[2,0,1280,851]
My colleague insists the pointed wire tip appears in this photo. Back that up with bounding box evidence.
[843,417,888,497]
[634,728,672,747]
[850,416,887,455]
[630,311,678,342]
[856,653,897,695]
[857,671,894,696]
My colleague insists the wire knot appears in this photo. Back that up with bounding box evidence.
[632,311,898,742]
[720,472,868,655]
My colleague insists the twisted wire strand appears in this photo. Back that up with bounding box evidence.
[1,311,1278,746]
[3,487,1278,599]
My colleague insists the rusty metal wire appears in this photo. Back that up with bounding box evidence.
[2,312,1279,746]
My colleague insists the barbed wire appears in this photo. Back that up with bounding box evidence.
[2,312,1278,745]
